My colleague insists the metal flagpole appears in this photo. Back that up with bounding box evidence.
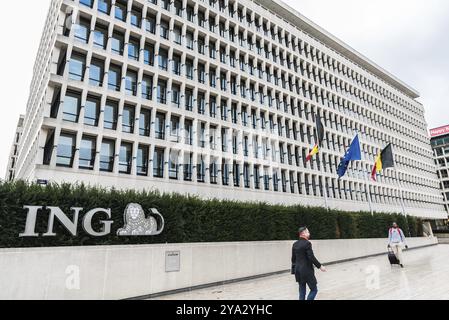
[394,167,412,237]
[356,129,374,215]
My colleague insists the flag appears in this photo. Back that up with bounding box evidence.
[337,134,362,178]
[305,115,325,163]
[306,144,319,162]
[371,144,395,181]
[316,115,324,147]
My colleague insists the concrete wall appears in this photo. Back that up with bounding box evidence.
[0,237,437,300]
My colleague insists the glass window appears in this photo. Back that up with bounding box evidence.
[84,96,100,126]
[104,100,118,130]
[56,133,76,167]
[125,70,137,95]
[108,64,121,91]
[93,26,107,49]
[128,39,140,60]
[144,43,155,66]
[111,32,124,55]
[139,108,151,137]
[153,148,165,178]
[80,0,93,8]
[114,1,127,21]
[157,80,167,104]
[155,112,166,139]
[100,139,115,172]
[79,136,96,170]
[98,0,111,14]
[74,18,90,43]
[119,142,133,174]
[137,145,149,176]
[122,105,135,133]
[62,91,81,123]
[89,59,104,86]
[69,53,85,81]
[131,10,141,27]
[141,75,153,100]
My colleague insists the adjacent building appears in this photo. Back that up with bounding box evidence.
[5,115,25,182]
[430,125,449,215]
[9,0,447,219]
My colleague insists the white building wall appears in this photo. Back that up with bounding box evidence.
[12,0,447,219]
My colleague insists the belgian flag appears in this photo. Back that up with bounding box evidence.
[371,143,395,181]
[306,115,324,163]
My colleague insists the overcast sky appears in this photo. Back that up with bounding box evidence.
[1,0,448,176]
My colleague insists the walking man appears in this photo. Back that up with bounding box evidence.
[291,227,326,300]
[388,222,408,268]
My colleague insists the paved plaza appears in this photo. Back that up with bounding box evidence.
[152,245,449,300]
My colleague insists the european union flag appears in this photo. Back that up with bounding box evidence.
[337,134,362,178]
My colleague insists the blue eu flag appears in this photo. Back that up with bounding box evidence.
[337,135,362,178]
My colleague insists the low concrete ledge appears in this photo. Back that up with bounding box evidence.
[0,237,438,300]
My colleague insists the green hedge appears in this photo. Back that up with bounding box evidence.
[0,181,422,248]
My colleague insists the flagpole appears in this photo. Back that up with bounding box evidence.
[315,114,329,211]
[394,167,412,237]
[356,130,374,216]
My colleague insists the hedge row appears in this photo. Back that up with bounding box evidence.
[0,181,422,248]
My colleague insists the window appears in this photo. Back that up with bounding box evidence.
[74,18,90,43]
[56,133,76,167]
[186,31,194,50]
[155,112,166,139]
[144,43,155,66]
[125,70,138,95]
[119,142,133,174]
[98,0,111,14]
[114,1,127,22]
[100,139,115,172]
[69,53,86,81]
[139,108,151,137]
[187,5,194,22]
[158,49,168,70]
[222,161,229,186]
[62,91,81,123]
[153,148,165,178]
[84,96,100,126]
[131,9,141,27]
[89,58,104,86]
[174,26,182,45]
[93,25,107,49]
[108,64,121,91]
[137,145,149,176]
[170,116,180,142]
[141,75,153,100]
[185,89,193,111]
[79,136,96,170]
[122,105,135,133]
[146,14,156,34]
[78,0,94,7]
[172,84,181,107]
[172,54,181,75]
[160,20,169,39]
[104,100,118,130]
[128,38,140,60]
[169,151,179,179]
[175,0,183,17]
[111,31,124,55]
[186,59,194,80]
[157,80,167,104]
[184,120,193,145]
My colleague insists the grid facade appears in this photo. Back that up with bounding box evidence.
[431,131,449,214]
[12,0,447,219]
[5,115,25,182]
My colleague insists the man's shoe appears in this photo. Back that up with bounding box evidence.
[400,264,404,268]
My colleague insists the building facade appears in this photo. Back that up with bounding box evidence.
[11,0,447,219]
[430,125,449,215]
[5,115,25,182]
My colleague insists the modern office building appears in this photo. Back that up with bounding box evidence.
[5,115,25,182]
[10,0,447,219]
[430,125,449,214]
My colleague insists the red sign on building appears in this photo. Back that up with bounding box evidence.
[430,125,449,138]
